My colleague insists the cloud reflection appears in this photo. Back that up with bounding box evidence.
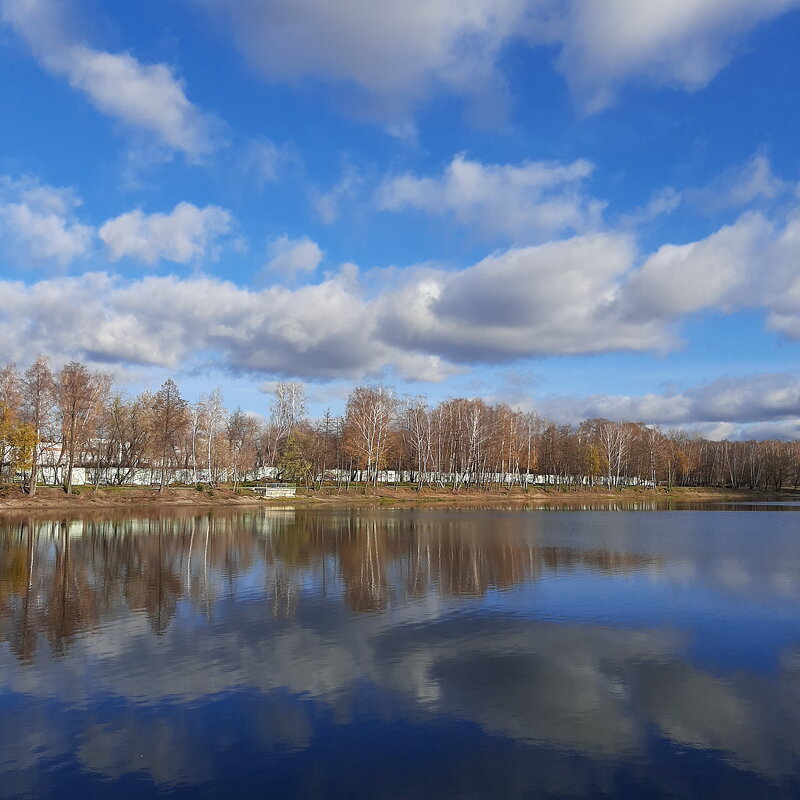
[0,508,799,794]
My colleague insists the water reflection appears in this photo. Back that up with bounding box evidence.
[0,510,667,648]
[0,508,799,799]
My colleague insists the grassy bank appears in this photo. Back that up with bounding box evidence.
[0,484,265,512]
[278,484,798,508]
[0,483,796,513]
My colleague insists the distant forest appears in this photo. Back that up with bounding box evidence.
[1,357,798,493]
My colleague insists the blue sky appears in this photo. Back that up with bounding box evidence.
[1,0,800,438]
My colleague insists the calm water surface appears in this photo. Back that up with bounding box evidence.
[1,506,799,799]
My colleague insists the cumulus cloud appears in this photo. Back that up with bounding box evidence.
[626,212,771,317]
[264,235,324,279]
[759,211,800,337]
[536,373,800,437]
[2,0,219,157]
[377,154,603,242]
[547,0,800,112]
[190,0,800,119]
[374,233,669,362]
[0,175,93,268]
[98,202,232,265]
[2,194,800,383]
[193,0,525,122]
[0,267,450,381]
[624,203,800,331]
[0,237,668,381]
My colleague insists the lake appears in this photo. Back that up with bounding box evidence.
[1,506,799,798]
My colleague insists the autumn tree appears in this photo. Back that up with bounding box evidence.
[278,430,314,487]
[313,409,341,488]
[400,395,432,490]
[0,405,36,486]
[225,408,260,490]
[104,392,152,484]
[56,362,110,494]
[267,381,307,467]
[343,386,396,485]
[149,379,189,492]
[20,356,55,495]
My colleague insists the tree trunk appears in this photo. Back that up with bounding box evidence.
[64,448,74,495]
[159,441,167,492]
[27,442,38,496]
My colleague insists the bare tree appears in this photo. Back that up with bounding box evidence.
[268,382,307,466]
[20,356,55,496]
[343,386,396,485]
[400,395,432,490]
[103,392,152,484]
[5,355,800,493]
[56,362,110,494]
[189,397,207,484]
[313,409,340,488]
[0,364,21,412]
[202,387,226,483]
[226,409,259,490]
[149,379,189,492]
[590,419,633,488]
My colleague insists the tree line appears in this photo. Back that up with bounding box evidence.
[1,357,799,493]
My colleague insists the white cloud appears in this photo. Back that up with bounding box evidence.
[193,0,525,121]
[264,235,324,279]
[0,237,664,382]
[689,154,791,214]
[759,211,800,336]
[98,202,232,265]
[626,212,771,317]
[0,267,408,379]
[0,175,93,268]
[385,121,418,142]
[60,48,218,158]
[548,0,800,112]
[190,0,800,118]
[622,187,682,227]
[536,373,800,437]
[239,137,297,187]
[2,193,800,382]
[377,154,602,242]
[375,233,671,363]
[2,0,218,158]
[624,201,800,328]
[313,166,363,224]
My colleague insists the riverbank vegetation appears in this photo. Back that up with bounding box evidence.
[0,484,795,514]
[1,358,799,500]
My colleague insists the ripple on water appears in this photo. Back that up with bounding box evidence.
[1,507,799,799]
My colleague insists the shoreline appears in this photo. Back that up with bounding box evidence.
[0,484,797,514]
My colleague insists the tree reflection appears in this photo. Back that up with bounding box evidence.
[0,509,662,657]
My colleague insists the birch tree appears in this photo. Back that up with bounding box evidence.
[149,379,189,492]
[400,395,432,490]
[268,382,307,466]
[202,387,226,482]
[56,362,110,494]
[20,356,54,495]
[343,386,396,485]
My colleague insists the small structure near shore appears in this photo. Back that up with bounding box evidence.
[252,483,297,499]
